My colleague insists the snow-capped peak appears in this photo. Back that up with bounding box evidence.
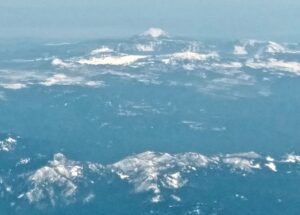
[140,28,168,38]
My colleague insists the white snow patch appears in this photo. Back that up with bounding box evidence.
[83,193,95,203]
[265,41,286,54]
[222,152,261,172]
[110,151,211,199]
[136,43,156,52]
[45,42,72,46]
[282,154,300,163]
[151,195,163,203]
[234,45,248,55]
[78,55,146,66]
[182,121,204,131]
[265,162,277,172]
[0,137,17,152]
[163,172,187,189]
[52,58,73,68]
[246,59,300,75]
[90,47,113,55]
[140,28,168,38]
[212,62,243,69]
[0,83,27,90]
[17,158,31,166]
[168,51,218,61]
[266,156,275,162]
[170,194,181,202]
[40,74,104,87]
[25,153,83,205]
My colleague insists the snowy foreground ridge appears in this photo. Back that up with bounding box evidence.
[1,149,299,206]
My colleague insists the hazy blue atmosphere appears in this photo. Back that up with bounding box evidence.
[1,1,300,215]
[1,0,300,41]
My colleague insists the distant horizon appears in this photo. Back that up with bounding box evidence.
[1,0,300,42]
[1,27,299,44]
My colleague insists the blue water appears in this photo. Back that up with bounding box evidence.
[1,30,300,214]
